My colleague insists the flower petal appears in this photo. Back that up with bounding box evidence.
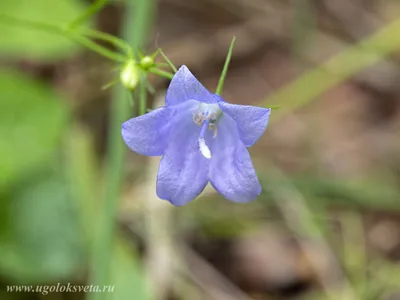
[209,114,261,202]
[166,65,216,106]
[216,96,271,147]
[121,106,174,156]
[156,103,211,206]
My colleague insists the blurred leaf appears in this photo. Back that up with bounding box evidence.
[0,70,68,188]
[260,170,400,210]
[0,168,85,283]
[107,239,153,300]
[0,0,86,60]
[293,177,400,210]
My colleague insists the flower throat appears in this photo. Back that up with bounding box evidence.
[192,103,222,159]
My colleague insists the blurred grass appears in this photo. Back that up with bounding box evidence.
[266,18,400,122]
[291,0,316,60]
[88,1,154,300]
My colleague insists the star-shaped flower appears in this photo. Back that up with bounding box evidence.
[121,65,271,206]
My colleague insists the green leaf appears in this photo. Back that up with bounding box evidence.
[0,0,86,60]
[0,70,68,188]
[0,168,86,283]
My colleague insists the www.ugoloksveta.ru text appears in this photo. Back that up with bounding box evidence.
[7,283,115,295]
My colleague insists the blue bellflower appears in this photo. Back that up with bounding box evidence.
[121,66,271,206]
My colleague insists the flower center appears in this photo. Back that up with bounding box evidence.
[193,103,222,159]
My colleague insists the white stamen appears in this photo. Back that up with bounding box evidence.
[198,138,211,159]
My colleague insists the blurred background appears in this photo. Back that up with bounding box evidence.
[1,0,400,299]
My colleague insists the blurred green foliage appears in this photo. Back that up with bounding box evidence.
[107,240,152,300]
[0,2,152,299]
[0,71,68,189]
[0,69,84,283]
[0,0,86,60]
[0,168,85,283]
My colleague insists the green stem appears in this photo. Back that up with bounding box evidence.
[70,33,126,62]
[215,36,236,95]
[139,75,147,115]
[341,211,367,291]
[266,19,400,122]
[87,1,154,300]
[79,28,134,58]
[158,49,177,73]
[0,14,126,62]
[69,0,108,28]
[149,68,174,80]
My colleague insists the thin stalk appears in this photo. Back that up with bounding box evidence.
[69,0,108,28]
[87,1,154,300]
[79,28,134,58]
[158,49,177,73]
[215,36,236,95]
[0,13,126,62]
[149,68,174,80]
[71,34,126,62]
[139,75,147,115]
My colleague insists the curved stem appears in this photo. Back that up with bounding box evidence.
[79,28,134,58]
[69,0,108,29]
[0,13,126,62]
[70,33,126,62]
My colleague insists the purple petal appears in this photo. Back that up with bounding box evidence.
[121,106,174,156]
[209,114,261,202]
[166,65,216,106]
[216,96,271,147]
[156,103,211,206]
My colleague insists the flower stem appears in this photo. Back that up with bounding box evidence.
[0,13,126,62]
[69,0,108,28]
[79,28,134,58]
[71,33,126,62]
[158,48,177,73]
[87,0,154,299]
[139,74,147,115]
[215,36,236,96]
[149,67,174,80]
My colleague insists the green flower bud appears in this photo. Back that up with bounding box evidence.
[120,59,140,91]
[139,56,154,70]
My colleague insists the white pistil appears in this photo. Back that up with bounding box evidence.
[198,138,211,159]
[193,103,222,159]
